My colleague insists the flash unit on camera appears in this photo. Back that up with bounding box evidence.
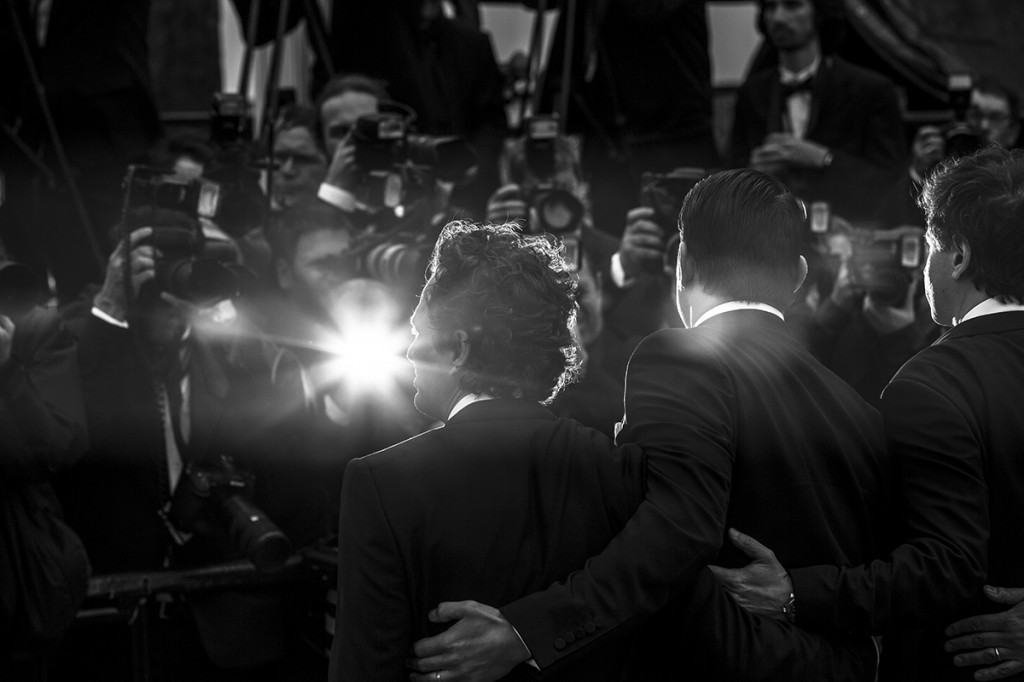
[197,181,220,219]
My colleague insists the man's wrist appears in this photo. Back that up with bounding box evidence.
[91,302,128,328]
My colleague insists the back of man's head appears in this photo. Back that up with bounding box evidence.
[919,146,1024,304]
[680,168,805,310]
[424,220,581,404]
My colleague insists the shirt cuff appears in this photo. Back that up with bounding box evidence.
[91,306,128,329]
[317,182,360,212]
[610,252,634,289]
[511,625,538,670]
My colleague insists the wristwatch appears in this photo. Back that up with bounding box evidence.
[821,150,834,168]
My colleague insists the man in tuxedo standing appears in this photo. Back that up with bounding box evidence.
[329,221,645,681]
[711,147,1024,681]
[730,0,905,222]
[408,170,891,681]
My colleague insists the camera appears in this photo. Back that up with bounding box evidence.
[524,185,584,272]
[640,168,707,272]
[210,93,255,148]
[523,115,560,180]
[121,165,250,305]
[846,227,924,306]
[0,260,41,319]
[168,455,291,572]
[350,112,478,209]
[361,239,432,288]
[943,74,983,160]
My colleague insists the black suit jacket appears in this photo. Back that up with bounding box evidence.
[791,311,1024,680]
[730,57,906,222]
[328,399,645,682]
[503,310,890,680]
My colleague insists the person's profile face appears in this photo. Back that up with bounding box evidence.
[406,291,458,421]
[923,226,955,326]
[320,91,380,156]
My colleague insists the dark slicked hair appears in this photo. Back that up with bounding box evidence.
[757,0,847,54]
[679,168,805,310]
[422,220,581,404]
[919,146,1024,304]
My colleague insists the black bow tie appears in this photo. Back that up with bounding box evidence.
[780,75,816,99]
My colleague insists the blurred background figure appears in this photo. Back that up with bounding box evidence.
[0,258,89,682]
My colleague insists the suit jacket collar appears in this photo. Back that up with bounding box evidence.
[935,310,1024,345]
[446,398,555,426]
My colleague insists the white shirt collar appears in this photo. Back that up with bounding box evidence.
[693,301,785,328]
[779,55,821,85]
[958,297,1024,325]
[447,392,495,421]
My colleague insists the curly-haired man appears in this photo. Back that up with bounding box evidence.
[328,221,646,681]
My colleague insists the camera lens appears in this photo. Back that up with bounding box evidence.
[222,496,291,572]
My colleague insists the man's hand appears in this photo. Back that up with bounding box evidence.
[911,125,945,178]
[708,528,793,618]
[0,314,14,368]
[751,133,831,172]
[863,271,919,336]
[93,227,157,323]
[323,131,360,192]
[407,600,530,682]
[617,207,665,280]
[945,585,1024,681]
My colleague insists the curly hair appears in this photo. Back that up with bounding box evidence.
[919,146,1024,304]
[421,221,581,404]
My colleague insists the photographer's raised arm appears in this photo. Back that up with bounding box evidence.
[92,227,156,325]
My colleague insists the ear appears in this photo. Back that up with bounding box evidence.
[449,329,471,373]
[275,258,293,292]
[951,239,971,281]
[677,242,696,288]
[793,255,809,293]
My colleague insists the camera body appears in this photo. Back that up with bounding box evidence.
[943,74,983,160]
[639,168,707,272]
[846,227,924,306]
[121,165,247,305]
[350,112,477,209]
[168,455,291,572]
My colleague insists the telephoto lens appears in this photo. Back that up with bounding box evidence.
[222,496,292,572]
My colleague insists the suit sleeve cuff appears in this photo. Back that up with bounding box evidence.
[318,182,360,212]
[91,306,129,329]
[511,625,539,670]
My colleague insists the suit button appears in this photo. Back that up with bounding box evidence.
[554,638,566,650]
[564,632,576,644]
[585,621,596,633]
[573,627,585,640]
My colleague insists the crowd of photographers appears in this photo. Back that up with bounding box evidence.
[2,0,1023,680]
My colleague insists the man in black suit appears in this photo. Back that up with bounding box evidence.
[730,0,905,222]
[711,147,1024,681]
[408,170,890,681]
[328,221,645,681]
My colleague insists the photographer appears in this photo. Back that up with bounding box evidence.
[792,221,940,407]
[489,130,671,394]
[1,261,89,682]
[269,105,328,211]
[55,207,312,680]
[877,75,1024,229]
